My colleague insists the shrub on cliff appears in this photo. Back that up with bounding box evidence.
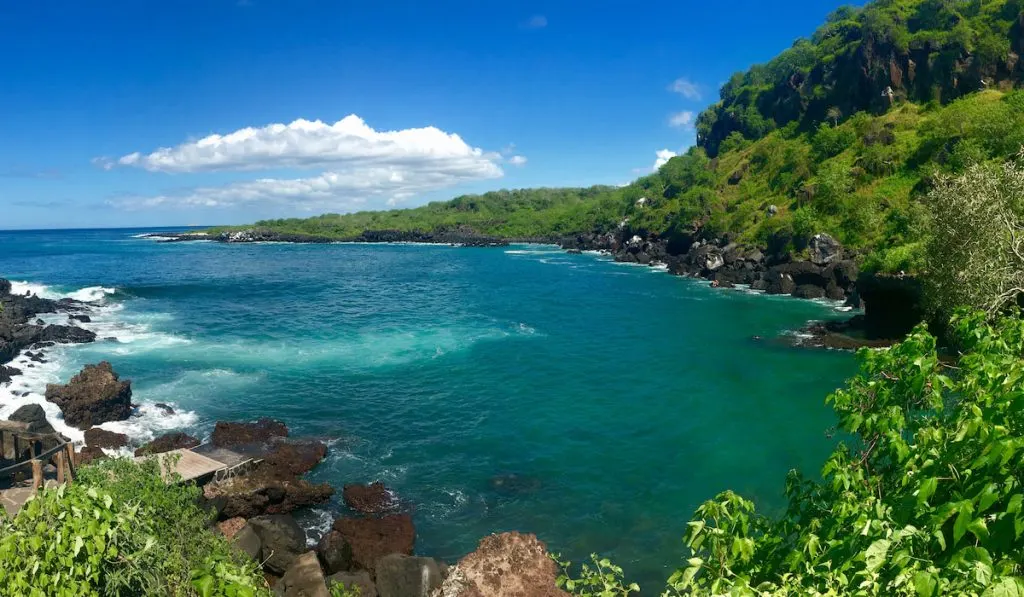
[0,457,268,596]
[664,310,1024,595]
[925,157,1024,319]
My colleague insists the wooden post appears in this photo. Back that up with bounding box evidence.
[31,459,43,490]
[65,443,76,483]
[56,451,65,485]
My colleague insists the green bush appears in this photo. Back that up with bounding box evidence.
[0,458,268,596]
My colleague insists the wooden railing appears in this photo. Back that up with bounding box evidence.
[0,421,76,489]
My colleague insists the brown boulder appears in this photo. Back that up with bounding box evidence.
[84,427,128,450]
[332,514,415,574]
[274,551,330,597]
[212,418,288,448]
[434,532,569,597]
[76,445,107,466]
[45,362,131,429]
[262,440,328,479]
[134,431,200,456]
[343,482,395,515]
[218,517,248,540]
[205,473,334,519]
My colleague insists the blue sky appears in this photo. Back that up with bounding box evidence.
[0,0,851,230]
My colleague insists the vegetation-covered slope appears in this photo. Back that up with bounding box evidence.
[220,0,1024,279]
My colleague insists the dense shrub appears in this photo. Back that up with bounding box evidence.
[0,458,268,596]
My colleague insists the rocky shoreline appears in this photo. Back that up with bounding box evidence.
[149,225,927,350]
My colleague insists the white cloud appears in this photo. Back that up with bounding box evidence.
[523,15,547,29]
[653,149,677,171]
[107,164,504,212]
[103,115,501,175]
[669,111,695,128]
[101,115,518,211]
[669,77,702,101]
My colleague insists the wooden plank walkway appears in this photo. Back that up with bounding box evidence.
[135,448,228,483]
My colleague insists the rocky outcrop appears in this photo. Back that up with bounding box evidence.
[231,523,263,562]
[248,514,306,576]
[375,554,443,597]
[146,228,509,248]
[84,427,128,450]
[332,514,416,574]
[217,517,248,540]
[205,473,334,519]
[274,551,330,597]
[0,278,96,372]
[343,482,396,515]
[212,418,288,448]
[433,532,569,597]
[317,530,353,575]
[45,362,131,429]
[7,404,56,435]
[134,431,200,456]
[76,446,107,466]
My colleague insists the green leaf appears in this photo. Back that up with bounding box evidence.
[954,503,974,545]
[913,571,938,597]
[865,538,890,573]
[982,577,1024,597]
[917,477,938,506]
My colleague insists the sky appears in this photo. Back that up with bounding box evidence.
[0,0,852,230]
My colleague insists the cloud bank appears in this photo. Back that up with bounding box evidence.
[669,78,702,101]
[653,149,677,171]
[102,116,514,211]
[669,111,694,128]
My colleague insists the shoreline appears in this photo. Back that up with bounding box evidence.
[145,227,921,349]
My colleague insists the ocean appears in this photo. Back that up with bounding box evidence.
[0,227,857,590]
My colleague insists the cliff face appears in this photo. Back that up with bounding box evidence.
[698,1,1024,156]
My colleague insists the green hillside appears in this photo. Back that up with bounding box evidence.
[223,0,1024,278]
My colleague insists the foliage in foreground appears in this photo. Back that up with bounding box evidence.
[0,457,268,596]
[557,310,1024,596]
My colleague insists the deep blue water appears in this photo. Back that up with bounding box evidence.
[0,227,857,590]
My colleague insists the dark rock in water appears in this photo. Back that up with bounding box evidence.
[434,532,569,597]
[248,514,306,576]
[317,530,353,575]
[276,551,330,597]
[261,439,328,478]
[792,285,826,300]
[84,427,129,450]
[772,261,829,288]
[343,482,395,515]
[212,418,288,448]
[327,571,376,597]
[38,325,96,344]
[8,404,56,435]
[206,473,334,519]
[375,554,443,597]
[153,402,175,415]
[135,431,200,456]
[825,259,858,289]
[333,514,415,574]
[0,279,10,295]
[809,233,843,265]
[35,319,45,326]
[750,279,769,292]
[45,361,131,429]
[787,316,894,351]
[763,270,796,295]
[566,249,582,254]
[0,365,21,385]
[489,473,541,495]
[77,446,107,466]
[69,314,91,323]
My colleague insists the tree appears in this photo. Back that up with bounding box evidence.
[925,157,1024,318]
[827,106,843,127]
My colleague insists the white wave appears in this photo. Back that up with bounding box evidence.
[504,249,566,256]
[9,281,55,299]
[0,345,85,443]
[98,402,199,445]
[65,286,117,303]
[299,507,336,546]
[9,281,116,304]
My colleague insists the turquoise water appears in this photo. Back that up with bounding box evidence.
[0,228,857,590]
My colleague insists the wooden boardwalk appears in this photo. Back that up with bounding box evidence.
[134,448,228,483]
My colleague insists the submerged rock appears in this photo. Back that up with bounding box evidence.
[45,362,131,429]
[343,482,395,515]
